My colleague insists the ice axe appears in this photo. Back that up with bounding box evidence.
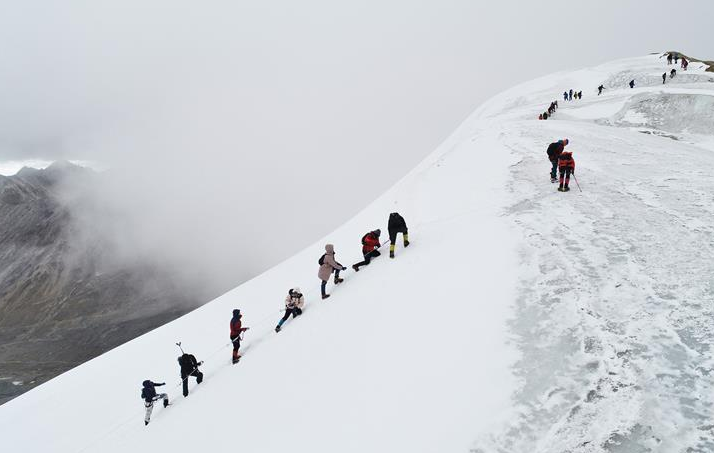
[176,342,185,354]
[572,174,583,192]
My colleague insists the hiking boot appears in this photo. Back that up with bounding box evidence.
[275,325,281,333]
[334,277,344,284]
[322,294,330,300]
[558,187,564,192]
[352,264,359,272]
[145,421,149,426]
[390,251,395,258]
[404,240,410,247]
[564,186,570,192]
[163,398,169,408]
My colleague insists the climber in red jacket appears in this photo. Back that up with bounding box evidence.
[230,309,249,364]
[557,151,575,192]
[352,229,382,271]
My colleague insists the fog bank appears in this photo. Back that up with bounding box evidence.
[2,0,712,295]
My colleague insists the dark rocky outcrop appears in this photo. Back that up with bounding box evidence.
[0,163,206,404]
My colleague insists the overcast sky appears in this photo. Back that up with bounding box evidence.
[1,0,712,292]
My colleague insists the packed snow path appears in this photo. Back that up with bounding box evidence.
[1,54,713,453]
[471,121,714,452]
[470,55,714,452]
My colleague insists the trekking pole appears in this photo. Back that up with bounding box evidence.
[176,342,185,354]
[572,174,583,192]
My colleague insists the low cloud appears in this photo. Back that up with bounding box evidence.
[2,0,712,299]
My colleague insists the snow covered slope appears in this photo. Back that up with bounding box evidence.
[469,54,714,452]
[2,54,713,452]
[0,84,519,452]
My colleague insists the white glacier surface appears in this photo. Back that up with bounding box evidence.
[1,54,712,452]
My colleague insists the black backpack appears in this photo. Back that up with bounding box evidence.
[546,142,559,158]
[178,354,198,373]
[318,254,325,265]
[141,381,156,401]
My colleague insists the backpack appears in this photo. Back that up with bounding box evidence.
[178,354,197,373]
[361,233,370,246]
[318,254,325,265]
[546,142,559,158]
[141,381,156,401]
[558,152,574,167]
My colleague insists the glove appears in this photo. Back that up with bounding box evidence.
[342,267,347,271]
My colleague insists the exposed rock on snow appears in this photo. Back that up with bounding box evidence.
[0,163,203,404]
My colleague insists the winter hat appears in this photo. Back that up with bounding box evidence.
[233,309,241,317]
[374,229,381,236]
[563,138,569,145]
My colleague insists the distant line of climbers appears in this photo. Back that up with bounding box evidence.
[666,52,688,70]
[141,211,410,425]
[627,53,686,90]
[539,100,559,120]
[543,53,698,193]
[549,52,693,120]
[563,89,583,102]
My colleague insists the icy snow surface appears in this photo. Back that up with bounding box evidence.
[1,54,713,452]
